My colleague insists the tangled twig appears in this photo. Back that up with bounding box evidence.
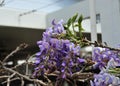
[3,43,28,62]
[82,38,120,51]
[0,43,48,86]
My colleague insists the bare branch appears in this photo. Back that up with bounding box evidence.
[0,75,9,79]
[21,77,24,86]
[3,43,28,62]
[11,62,33,69]
[7,73,16,86]
[3,67,47,86]
[82,38,120,51]
[2,77,20,85]
[44,75,53,86]
[7,77,10,86]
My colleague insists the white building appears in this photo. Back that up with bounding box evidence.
[0,0,120,48]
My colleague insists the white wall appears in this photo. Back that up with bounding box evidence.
[0,0,120,47]
[0,8,47,29]
[99,0,120,47]
[46,0,90,27]
[46,0,120,47]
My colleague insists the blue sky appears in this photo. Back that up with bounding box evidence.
[3,0,80,13]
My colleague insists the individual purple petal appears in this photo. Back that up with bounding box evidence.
[52,19,56,25]
[77,58,86,64]
[61,73,66,78]
[42,29,52,42]
[62,62,66,67]
[103,73,112,85]
[62,39,70,44]
[53,19,65,34]
[46,27,53,32]
[40,65,44,69]
[35,58,40,65]
[99,62,106,71]
[101,53,108,60]
[61,67,65,73]
[69,60,73,67]
[92,62,105,70]
[67,43,74,51]
[38,45,44,51]
[37,40,42,45]
[90,80,94,86]
[32,71,37,78]
[37,41,50,55]
[73,45,80,55]
[94,74,105,86]
[50,38,58,48]
[107,58,117,69]
[42,41,50,49]
[93,47,101,55]
[36,52,42,57]
[55,40,63,50]
[34,67,39,70]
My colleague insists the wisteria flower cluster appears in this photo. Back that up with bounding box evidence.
[33,16,86,79]
[91,47,120,86]
[33,14,120,86]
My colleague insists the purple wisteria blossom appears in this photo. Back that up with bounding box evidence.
[91,73,120,86]
[92,47,120,86]
[33,19,84,79]
[52,19,66,34]
[92,47,120,71]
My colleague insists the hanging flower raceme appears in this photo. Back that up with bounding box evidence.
[33,19,86,79]
[92,47,120,70]
[91,47,120,86]
[90,73,120,86]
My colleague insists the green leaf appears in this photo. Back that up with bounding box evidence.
[78,15,83,25]
[66,29,72,36]
[67,18,72,27]
[74,24,79,27]
[108,68,120,74]
[80,28,85,31]
[72,13,78,23]
[63,25,68,30]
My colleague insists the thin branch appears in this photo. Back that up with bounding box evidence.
[74,80,77,86]
[21,77,24,86]
[2,77,20,84]
[80,65,87,73]
[44,75,51,83]
[7,77,10,86]
[65,78,74,86]
[82,38,120,51]
[72,72,93,80]
[11,62,33,69]
[3,43,28,62]
[3,67,47,86]
[7,73,16,86]
[44,75,53,86]
[0,75,9,79]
